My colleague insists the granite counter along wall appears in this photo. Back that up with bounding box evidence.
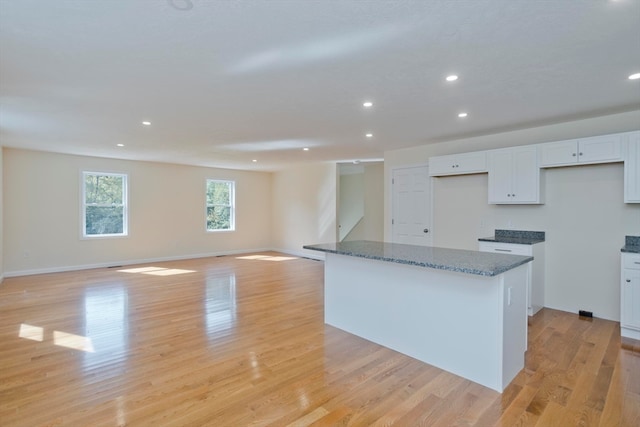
[621,235,640,253]
[479,229,546,245]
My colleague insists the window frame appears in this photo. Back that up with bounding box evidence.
[81,171,129,239]
[205,179,235,232]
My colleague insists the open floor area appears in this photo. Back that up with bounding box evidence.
[1,253,639,426]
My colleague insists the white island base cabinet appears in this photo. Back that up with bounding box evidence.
[621,253,640,340]
[324,253,528,393]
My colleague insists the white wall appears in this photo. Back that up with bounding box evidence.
[271,162,337,259]
[384,110,640,321]
[363,162,384,242]
[4,148,273,275]
[0,147,3,282]
[339,172,364,241]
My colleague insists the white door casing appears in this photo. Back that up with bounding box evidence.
[392,165,433,246]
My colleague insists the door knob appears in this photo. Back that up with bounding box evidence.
[423,228,429,233]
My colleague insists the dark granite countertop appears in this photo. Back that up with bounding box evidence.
[303,240,533,277]
[478,229,545,245]
[621,236,640,253]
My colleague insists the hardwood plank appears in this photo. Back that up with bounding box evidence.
[0,253,638,426]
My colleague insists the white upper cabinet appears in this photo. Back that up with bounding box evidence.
[488,146,542,204]
[624,131,640,203]
[539,133,623,167]
[429,151,487,176]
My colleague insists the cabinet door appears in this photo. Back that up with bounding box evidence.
[624,132,640,203]
[578,134,622,164]
[539,140,578,167]
[511,147,539,203]
[429,155,457,176]
[487,149,513,203]
[456,152,487,174]
[622,268,640,330]
[429,152,487,176]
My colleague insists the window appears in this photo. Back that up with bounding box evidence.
[82,172,128,237]
[206,179,235,231]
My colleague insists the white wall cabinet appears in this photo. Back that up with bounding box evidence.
[479,241,545,316]
[621,253,640,339]
[539,134,623,167]
[429,152,486,176]
[488,146,542,204]
[427,130,635,203]
[624,131,640,203]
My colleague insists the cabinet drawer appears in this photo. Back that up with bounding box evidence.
[478,242,532,256]
[624,254,640,270]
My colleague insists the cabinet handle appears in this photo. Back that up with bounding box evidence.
[627,279,632,283]
[495,249,512,253]
[634,262,640,264]
[572,153,577,157]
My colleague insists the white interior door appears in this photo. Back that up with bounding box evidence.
[392,165,432,246]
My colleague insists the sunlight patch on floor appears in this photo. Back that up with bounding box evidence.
[19,323,95,353]
[236,255,298,262]
[19,323,43,342]
[54,331,95,352]
[118,266,196,276]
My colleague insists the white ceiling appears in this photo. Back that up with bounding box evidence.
[1,0,639,171]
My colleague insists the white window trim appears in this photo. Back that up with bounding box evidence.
[81,171,129,239]
[206,179,235,232]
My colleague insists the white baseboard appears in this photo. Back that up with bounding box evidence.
[272,247,325,261]
[3,247,275,278]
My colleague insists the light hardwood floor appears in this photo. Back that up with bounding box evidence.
[0,253,638,426]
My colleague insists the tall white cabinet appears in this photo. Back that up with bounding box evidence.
[624,131,640,203]
[487,146,542,204]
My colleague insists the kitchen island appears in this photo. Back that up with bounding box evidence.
[303,240,533,392]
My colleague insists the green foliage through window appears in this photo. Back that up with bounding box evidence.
[83,172,127,236]
[206,180,234,231]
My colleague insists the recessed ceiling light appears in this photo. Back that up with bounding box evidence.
[629,73,640,80]
[252,159,257,163]
[303,147,309,151]
[458,112,468,118]
[446,75,459,82]
[365,133,373,138]
[142,121,151,126]
[363,101,373,108]
[117,143,125,147]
